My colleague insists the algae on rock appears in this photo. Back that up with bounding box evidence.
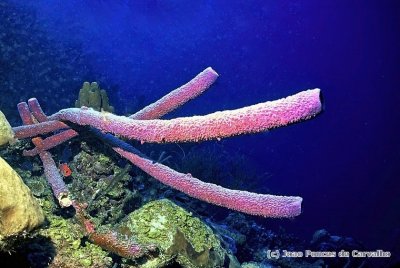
[75,82,114,113]
[0,156,44,250]
[39,210,112,268]
[122,199,226,268]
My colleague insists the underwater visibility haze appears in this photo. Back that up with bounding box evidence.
[0,0,399,267]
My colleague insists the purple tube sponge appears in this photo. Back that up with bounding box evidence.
[130,67,218,120]
[49,89,321,144]
[36,148,72,207]
[114,147,302,218]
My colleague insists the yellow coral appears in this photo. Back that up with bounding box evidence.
[0,111,14,146]
[0,156,44,239]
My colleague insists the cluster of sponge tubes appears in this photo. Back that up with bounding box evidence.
[12,67,322,259]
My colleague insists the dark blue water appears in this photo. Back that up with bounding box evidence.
[3,0,400,256]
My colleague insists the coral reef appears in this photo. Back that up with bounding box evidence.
[1,198,113,268]
[309,229,367,267]
[75,82,114,113]
[0,156,44,251]
[211,213,326,268]
[40,210,113,268]
[2,67,323,266]
[13,81,322,219]
[121,199,226,267]
[73,201,157,261]
[70,150,138,224]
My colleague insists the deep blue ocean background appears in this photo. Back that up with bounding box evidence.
[2,0,399,257]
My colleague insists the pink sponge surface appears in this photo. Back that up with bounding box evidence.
[130,67,219,120]
[49,88,321,144]
[115,147,302,218]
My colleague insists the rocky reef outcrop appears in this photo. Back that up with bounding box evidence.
[121,199,228,267]
[0,156,44,251]
[0,111,14,146]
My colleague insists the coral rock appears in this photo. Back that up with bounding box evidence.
[0,111,14,146]
[123,199,226,267]
[0,156,44,240]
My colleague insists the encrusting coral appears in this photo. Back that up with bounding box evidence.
[75,82,114,113]
[36,200,113,268]
[121,199,226,267]
[7,67,323,262]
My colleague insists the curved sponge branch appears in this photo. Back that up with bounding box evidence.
[130,67,219,120]
[88,128,302,218]
[49,88,322,144]
[36,148,72,208]
[114,147,302,218]
[16,101,72,208]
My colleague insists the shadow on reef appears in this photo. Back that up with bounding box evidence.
[0,234,56,268]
